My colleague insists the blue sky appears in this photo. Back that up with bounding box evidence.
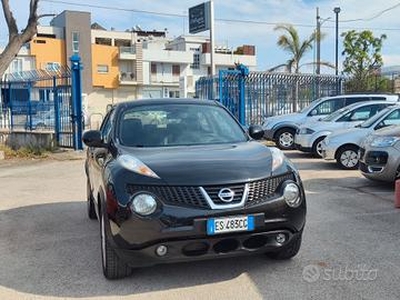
[2,0,400,73]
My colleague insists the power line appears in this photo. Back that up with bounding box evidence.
[326,2,400,23]
[41,0,400,31]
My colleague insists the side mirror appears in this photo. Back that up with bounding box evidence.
[248,125,264,140]
[82,130,107,148]
[310,109,318,116]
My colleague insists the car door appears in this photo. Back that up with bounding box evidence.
[88,109,114,202]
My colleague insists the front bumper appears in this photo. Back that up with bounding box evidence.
[106,187,306,267]
[294,134,313,152]
[321,140,337,161]
[263,128,275,140]
[359,147,400,182]
[115,228,303,268]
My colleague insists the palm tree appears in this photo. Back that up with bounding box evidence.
[274,24,318,73]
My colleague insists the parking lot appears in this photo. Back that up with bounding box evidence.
[0,151,399,300]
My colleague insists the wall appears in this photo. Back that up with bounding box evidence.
[30,38,66,69]
[92,44,119,89]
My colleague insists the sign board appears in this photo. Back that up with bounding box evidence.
[189,2,210,34]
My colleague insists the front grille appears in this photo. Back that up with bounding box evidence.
[203,184,245,205]
[246,172,296,207]
[126,185,209,209]
[126,172,296,209]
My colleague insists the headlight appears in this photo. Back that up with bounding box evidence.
[130,193,157,216]
[270,147,285,171]
[299,127,315,135]
[118,155,160,179]
[283,182,301,207]
[370,136,400,148]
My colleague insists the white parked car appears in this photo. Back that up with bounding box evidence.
[321,105,400,169]
[262,94,399,150]
[294,101,394,157]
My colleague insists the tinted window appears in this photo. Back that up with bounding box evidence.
[312,98,345,116]
[376,109,400,128]
[337,104,384,122]
[100,110,114,143]
[118,104,248,147]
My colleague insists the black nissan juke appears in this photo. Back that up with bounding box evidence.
[83,98,306,279]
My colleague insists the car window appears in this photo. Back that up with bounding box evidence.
[312,98,345,116]
[360,107,393,128]
[376,109,400,129]
[337,105,376,122]
[118,104,248,147]
[100,110,114,143]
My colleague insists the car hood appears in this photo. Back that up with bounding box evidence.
[119,142,274,185]
[373,125,400,137]
[301,121,358,133]
[263,113,304,127]
[328,127,372,145]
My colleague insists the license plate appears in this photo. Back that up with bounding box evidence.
[207,215,254,235]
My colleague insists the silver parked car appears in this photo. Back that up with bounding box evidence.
[321,105,400,169]
[262,94,399,150]
[295,101,393,157]
[359,125,400,182]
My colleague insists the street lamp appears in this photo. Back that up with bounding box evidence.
[333,7,341,76]
[316,7,331,75]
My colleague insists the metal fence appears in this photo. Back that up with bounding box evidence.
[196,67,343,126]
[0,55,84,149]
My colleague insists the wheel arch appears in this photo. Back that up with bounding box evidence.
[334,143,359,160]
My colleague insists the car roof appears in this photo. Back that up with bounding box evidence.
[340,100,397,110]
[114,98,220,109]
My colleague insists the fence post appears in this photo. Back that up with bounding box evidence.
[236,64,249,126]
[53,76,61,143]
[8,82,13,129]
[27,82,32,130]
[70,55,83,150]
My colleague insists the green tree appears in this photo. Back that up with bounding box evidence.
[0,0,41,78]
[273,24,318,73]
[341,30,387,92]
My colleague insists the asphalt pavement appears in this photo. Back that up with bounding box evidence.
[0,151,399,300]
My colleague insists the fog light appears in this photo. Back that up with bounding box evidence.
[276,233,286,244]
[156,245,168,257]
[283,182,301,208]
[131,193,157,216]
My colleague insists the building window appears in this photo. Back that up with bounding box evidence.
[45,62,61,71]
[191,53,200,69]
[10,59,23,73]
[172,65,180,76]
[151,63,157,74]
[97,65,109,73]
[72,32,80,55]
[95,37,112,46]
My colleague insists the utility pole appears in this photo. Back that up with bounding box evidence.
[316,7,321,75]
[334,7,341,76]
[210,0,215,76]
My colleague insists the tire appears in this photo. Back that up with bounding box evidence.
[275,128,295,150]
[266,233,302,260]
[336,145,359,170]
[100,208,132,279]
[312,136,326,158]
[87,180,97,220]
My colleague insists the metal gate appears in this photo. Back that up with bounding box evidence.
[196,65,343,126]
[0,56,83,149]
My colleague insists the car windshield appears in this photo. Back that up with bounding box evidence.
[118,104,248,147]
[298,97,324,113]
[359,107,392,128]
[321,106,350,122]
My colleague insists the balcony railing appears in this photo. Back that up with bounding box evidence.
[119,46,136,54]
[119,72,136,82]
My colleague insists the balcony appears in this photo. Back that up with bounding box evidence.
[119,72,137,85]
[119,47,136,60]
